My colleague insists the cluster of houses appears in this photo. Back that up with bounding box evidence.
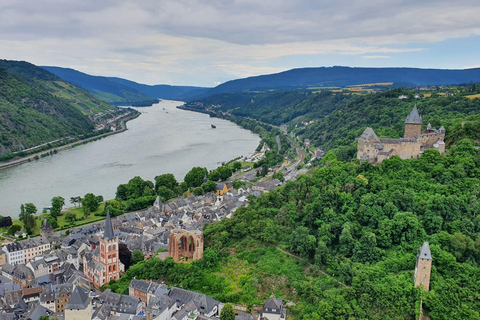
[0,177,287,320]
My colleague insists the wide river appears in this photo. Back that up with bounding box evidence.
[0,100,260,218]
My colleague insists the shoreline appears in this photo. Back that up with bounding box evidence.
[0,111,140,171]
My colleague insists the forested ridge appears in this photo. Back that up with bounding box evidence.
[187,87,480,161]
[0,60,117,155]
[109,143,480,319]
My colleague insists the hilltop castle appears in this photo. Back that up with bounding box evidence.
[414,242,432,291]
[357,106,446,164]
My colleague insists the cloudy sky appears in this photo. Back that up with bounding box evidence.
[1,0,479,87]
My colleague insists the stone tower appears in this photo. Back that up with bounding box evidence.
[99,211,121,283]
[404,105,422,138]
[41,219,53,240]
[414,242,432,291]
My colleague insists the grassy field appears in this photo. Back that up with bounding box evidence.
[6,203,107,237]
[465,93,480,99]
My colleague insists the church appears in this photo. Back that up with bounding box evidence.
[83,211,124,288]
[357,106,446,164]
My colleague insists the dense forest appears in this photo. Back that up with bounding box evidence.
[0,60,119,155]
[108,143,480,319]
[187,87,480,161]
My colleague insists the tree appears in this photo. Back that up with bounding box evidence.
[0,216,12,228]
[192,187,204,196]
[131,250,145,265]
[232,161,242,171]
[24,215,36,234]
[50,196,65,218]
[8,224,21,235]
[20,203,36,233]
[82,193,100,215]
[65,212,77,224]
[154,173,178,192]
[184,167,208,189]
[220,303,235,320]
[70,196,78,207]
[24,203,37,216]
[273,171,285,182]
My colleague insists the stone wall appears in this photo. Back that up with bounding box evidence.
[168,229,204,262]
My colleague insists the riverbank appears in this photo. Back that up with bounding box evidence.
[0,111,140,171]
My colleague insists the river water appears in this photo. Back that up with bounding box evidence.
[0,100,260,218]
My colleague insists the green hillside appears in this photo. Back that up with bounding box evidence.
[0,60,121,155]
[185,86,480,161]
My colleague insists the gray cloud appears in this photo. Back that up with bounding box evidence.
[0,0,479,85]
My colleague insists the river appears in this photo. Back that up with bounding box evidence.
[0,100,260,218]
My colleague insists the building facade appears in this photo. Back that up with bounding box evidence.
[357,106,446,164]
[83,211,124,288]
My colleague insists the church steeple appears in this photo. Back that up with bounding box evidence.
[103,210,114,240]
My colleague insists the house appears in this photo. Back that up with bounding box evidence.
[3,243,24,266]
[64,285,92,320]
[99,289,143,315]
[129,278,161,305]
[304,139,310,148]
[0,249,7,267]
[168,287,222,318]
[11,264,34,288]
[262,298,286,320]
[14,231,27,238]
[242,165,252,172]
[145,295,176,320]
[216,183,233,196]
[26,258,49,278]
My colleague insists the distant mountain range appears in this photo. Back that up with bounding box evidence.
[42,66,210,105]
[205,66,480,96]
[42,65,480,105]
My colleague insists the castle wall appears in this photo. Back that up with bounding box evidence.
[418,133,445,150]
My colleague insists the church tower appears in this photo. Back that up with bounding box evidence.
[404,105,422,138]
[99,211,121,283]
[414,242,432,291]
[40,219,53,240]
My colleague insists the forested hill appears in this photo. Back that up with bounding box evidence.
[0,60,113,155]
[202,66,480,96]
[185,87,480,160]
[42,66,210,104]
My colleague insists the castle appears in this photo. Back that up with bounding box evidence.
[357,106,446,164]
[83,211,124,288]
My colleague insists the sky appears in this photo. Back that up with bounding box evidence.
[1,0,480,87]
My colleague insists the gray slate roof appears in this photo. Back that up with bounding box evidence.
[418,242,432,261]
[104,210,115,240]
[405,105,422,124]
[359,127,380,143]
[65,285,90,310]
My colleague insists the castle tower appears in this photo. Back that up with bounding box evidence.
[99,211,121,283]
[414,242,432,291]
[40,219,53,240]
[404,105,422,138]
